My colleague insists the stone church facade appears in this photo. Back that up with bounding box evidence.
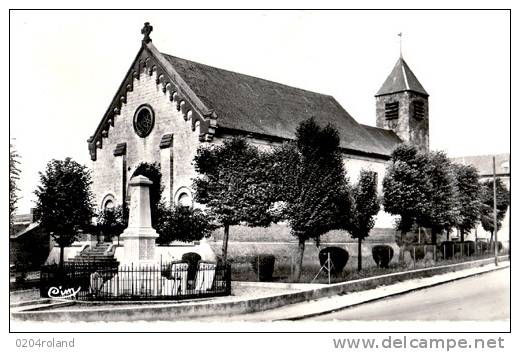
[88,23,429,233]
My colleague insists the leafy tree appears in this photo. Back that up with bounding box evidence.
[480,178,509,245]
[349,170,380,271]
[155,205,217,245]
[9,143,21,233]
[382,144,431,245]
[96,205,127,243]
[417,151,461,245]
[34,158,95,267]
[452,163,482,241]
[268,118,352,281]
[193,137,274,263]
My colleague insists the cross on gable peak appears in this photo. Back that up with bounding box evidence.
[141,22,153,44]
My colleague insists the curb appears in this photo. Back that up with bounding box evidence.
[11,256,509,322]
[280,262,510,321]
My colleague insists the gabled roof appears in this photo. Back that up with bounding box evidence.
[450,154,510,177]
[376,57,428,97]
[89,38,403,160]
[163,54,399,157]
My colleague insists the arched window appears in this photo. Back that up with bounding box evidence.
[178,193,191,207]
[104,199,114,210]
[175,187,193,208]
[101,194,116,211]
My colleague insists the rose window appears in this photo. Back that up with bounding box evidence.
[133,105,155,137]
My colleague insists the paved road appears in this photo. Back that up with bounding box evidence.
[307,268,510,321]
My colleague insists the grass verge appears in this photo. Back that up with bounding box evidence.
[231,252,503,284]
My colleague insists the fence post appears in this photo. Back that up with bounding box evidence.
[327,252,331,285]
[290,256,293,279]
[257,255,260,282]
[413,247,416,268]
[228,262,231,293]
[443,244,446,260]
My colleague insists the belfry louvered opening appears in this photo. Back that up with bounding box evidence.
[384,102,399,120]
[412,100,425,120]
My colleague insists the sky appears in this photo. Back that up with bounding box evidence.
[9,10,511,214]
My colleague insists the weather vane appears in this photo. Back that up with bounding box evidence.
[398,32,403,57]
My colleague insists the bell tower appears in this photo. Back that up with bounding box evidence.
[375,56,429,152]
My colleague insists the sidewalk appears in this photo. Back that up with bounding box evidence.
[10,283,305,313]
[195,261,510,322]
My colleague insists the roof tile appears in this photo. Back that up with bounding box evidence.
[163,53,400,157]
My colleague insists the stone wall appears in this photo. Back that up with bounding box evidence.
[91,68,207,209]
[376,91,429,152]
[342,154,395,228]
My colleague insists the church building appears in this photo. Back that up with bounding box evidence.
[88,23,429,232]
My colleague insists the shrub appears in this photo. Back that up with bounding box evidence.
[15,271,27,283]
[480,241,503,254]
[318,247,349,274]
[408,245,426,260]
[461,240,476,256]
[155,205,216,245]
[440,241,455,259]
[451,241,476,257]
[372,245,394,268]
[250,254,276,282]
[477,240,489,253]
[181,252,201,281]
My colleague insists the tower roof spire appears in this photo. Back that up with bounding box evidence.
[375,56,428,97]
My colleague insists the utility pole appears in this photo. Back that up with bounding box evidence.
[493,156,498,266]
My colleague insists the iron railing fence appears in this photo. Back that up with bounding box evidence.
[406,240,502,262]
[40,261,231,301]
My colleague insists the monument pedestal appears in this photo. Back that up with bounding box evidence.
[120,228,158,266]
[120,175,159,266]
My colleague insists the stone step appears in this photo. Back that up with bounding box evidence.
[71,258,117,262]
[86,244,111,249]
[80,248,113,254]
[70,258,117,262]
[76,252,113,256]
[87,245,111,249]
